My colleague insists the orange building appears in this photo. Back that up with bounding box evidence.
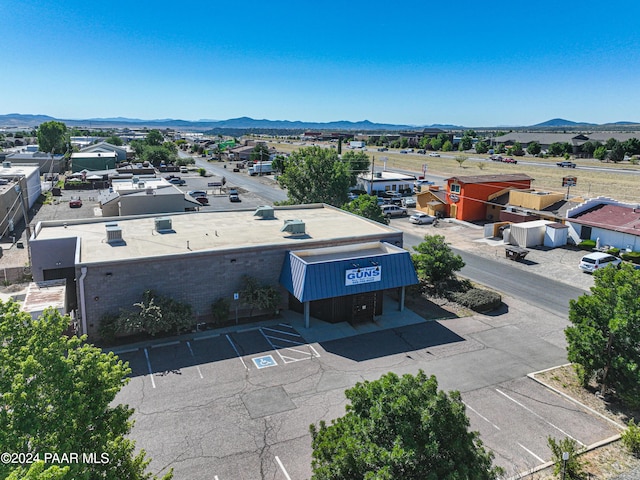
[446,174,533,222]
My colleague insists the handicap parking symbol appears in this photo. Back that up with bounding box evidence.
[252,355,277,369]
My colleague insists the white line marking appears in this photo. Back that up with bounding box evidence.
[463,402,500,430]
[308,344,320,357]
[151,340,180,348]
[237,326,260,333]
[114,347,138,354]
[275,456,291,480]
[214,476,219,480]
[259,328,287,363]
[186,341,204,379]
[495,389,584,446]
[518,443,545,463]
[226,334,248,370]
[143,348,156,389]
[282,346,316,356]
[262,326,302,337]
[264,335,305,346]
[194,332,220,341]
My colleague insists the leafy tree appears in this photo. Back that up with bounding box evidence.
[239,275,281,317]
[548,142,565,156]
[130,139,146,157]
[458,135,473,151]
[36,120,68,154]
[278,146,351,206]
[0,300,172,480]
[565,264,640,406]
[579,140,600,158]
[412,234,465,285]
[116,290,192,336]
[609,141,625,163]
[341,150,371,186]
[594,145,608,161]
[511,141,524,156]
[105,135,123,146]
[466,129,477,138]
[429,137,443,151]
[455,154,468,168]
[399,137,409,148]
[249,143,271,162]
[145,129,164,146]
[442,140,453,152]
[309,370,501,480]
[547,436,585,480]
[475,140,489,154]
[271,154,286,174]
[621,419,640,457]
[623,137,640,156]
[605,137,618,150]
[162,141,178,154]
[526,141,541,156]
[342,195,388,224]
[496,143,506,154]
[141,146,175,166]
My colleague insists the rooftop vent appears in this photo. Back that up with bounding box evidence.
[2,161,11,168]
[106,225,123,244]
[281,219,305,235]
[155,217,172,232]
[375,172,382,178]
[146,186,154,195]
[254,205,275,220]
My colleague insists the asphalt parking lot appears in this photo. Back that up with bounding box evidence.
[114,307,620,479]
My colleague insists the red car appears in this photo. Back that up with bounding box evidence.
[69,197,82,208]
[502,157,518,164]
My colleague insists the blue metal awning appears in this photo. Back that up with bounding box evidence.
[280,242,418,303]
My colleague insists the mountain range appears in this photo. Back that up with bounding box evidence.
[0,113,637,131]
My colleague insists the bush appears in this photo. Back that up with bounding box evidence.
[577,239,596,250]
[622,419,640,457]
[621,251,640,264]
[605,247,620,257]
[198,167,206,176]
[548,436,585,479]
[450,288,501,312]
[211,297,230,325]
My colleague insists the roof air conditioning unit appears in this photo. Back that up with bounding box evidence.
[146,186,155,195]
[375,172,382,178]
[2,161,11,168]
[253,205,275,219]
[155,217,172,232]
[281,219,305,235]
[106,225,123,244]
[132,176,139,183]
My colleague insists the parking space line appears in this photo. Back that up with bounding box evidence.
[259,327,319,364]
[143,348,156,389]
[226,334,248,370]
[186,341,204,379]
[518,443,544,463]
[275,456,291,480]
[263,335,306,346]
[114,347,139,354]
[193,332,220,341]
[495,388,584,446]
[151,340,180,348]
[463,402,500,430]
[262,326,301,338]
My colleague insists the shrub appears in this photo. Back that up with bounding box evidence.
[98,314,119,344]
[547,436,585,479]
[622,419,640,457]
[450,288,502,312]
[211,297,230,325]
[577,239,596,250]
[198,167,206,176]
[605,247,620,257]
[621,251,640,264]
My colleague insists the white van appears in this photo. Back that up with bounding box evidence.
[579,252,621,273]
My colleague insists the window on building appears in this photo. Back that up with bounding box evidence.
[450,184,461,194]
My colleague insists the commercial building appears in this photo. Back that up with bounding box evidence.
[356,170,417,196]
[70,152,118,172]
[0,162,41,239]
[29,204,418,340]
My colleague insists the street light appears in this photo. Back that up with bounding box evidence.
[561,451,569,480]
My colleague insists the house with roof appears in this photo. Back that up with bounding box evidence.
[565,197,640,252]
[80,141,128,162]
[493,132,640,156]
[356,170,417,196]
[445,174,533,222]
[415,186,448,218]
[70,152,118,172]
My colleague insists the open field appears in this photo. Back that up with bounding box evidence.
[266,141,640,203]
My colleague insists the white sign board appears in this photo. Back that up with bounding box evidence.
[345,266,382,286]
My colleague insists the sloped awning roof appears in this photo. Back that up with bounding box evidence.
[280,241,418,303]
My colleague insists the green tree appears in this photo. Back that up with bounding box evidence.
[278,146,351,206]
[458,135,473,151]
[309,371,501,480]
[565,264,640,406]
[526,141,541,156]
[141,146,175,166]
[496,143,506,154]
[548,142,565,156]
[0,300,172,480]
[341,150,371,186]
[455,154,468,168]
[609,141,625,163]
[511,141,524,156]
[547,436,585,480]
[271,154,286,174]
[605,137,618,150]
[442,140,453,152]
[400,137,409,148]
[105,135,123,146]
[429,137,443,151]
[239,275,281,317]
[475,140,489,154]
[342,195,388,224]
[145,129,164,146]
[249,143,271,163]
[412,234,465,285]
[36,121,68,154]
[579,140,600,158]
[162,141,178,155]
[623,137,640,156]
[594,145,608,161]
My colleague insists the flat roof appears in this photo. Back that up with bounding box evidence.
[33,204,399,264]
[71,152,117,158]
[22,280,66,314]
[358,171,417,182]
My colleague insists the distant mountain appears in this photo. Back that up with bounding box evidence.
[0,113,57,127]
[533,118,597,127]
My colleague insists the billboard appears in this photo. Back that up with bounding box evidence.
[345,266,381,286]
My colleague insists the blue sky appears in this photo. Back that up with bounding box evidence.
[2,0,639,127]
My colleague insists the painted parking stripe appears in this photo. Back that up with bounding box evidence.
[259,326,320,364]
[262,326,302,338]
[518,443,545,463]
[226,334,248,370]
[275,456,292,480]
[495,388,585,446]
[143,348,156,389]
[186,341,204,379]
[463,402,500,430]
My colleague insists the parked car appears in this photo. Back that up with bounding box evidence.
[417,149,426,154]
[490,155,503,162]
[399,150,408,154]
[383,191,403,204]
[557,161,576,168]
[69,197,82,208]
[401,197,417,208]
[409,212,435,225]
[579,252,622,273]
[381,205,408,218]
[180,167,189,173]
[428,152,440,157]
[229,192,240,202]
[188,190,207,198]
[347,192,359,201]
[168,178,186,185]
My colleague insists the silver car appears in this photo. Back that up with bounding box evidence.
[409,212,435,225]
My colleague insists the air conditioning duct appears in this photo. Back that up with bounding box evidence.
[281,219,305,235]
[254,205,275,219]
[106,225,123,244]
